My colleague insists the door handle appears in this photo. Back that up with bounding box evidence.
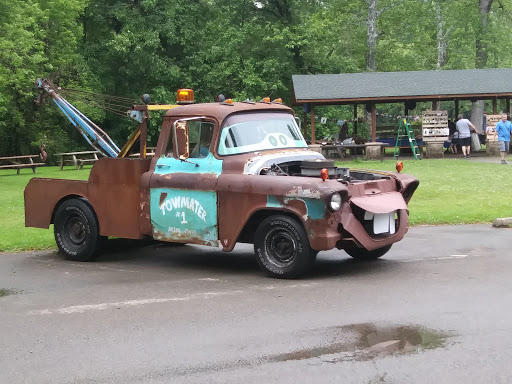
[156,164,170,168]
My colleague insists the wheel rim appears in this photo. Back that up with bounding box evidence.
[265,227,297,267]
[63,215,86,246]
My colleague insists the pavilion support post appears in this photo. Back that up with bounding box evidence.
[310,104,316,144]
[493,98,498,114]
[507,98,510,115]
[371,103,376,142]
[139,119,148,158]
[303,111,308,138]
[353,104,358,135]
[455,99,459,119]
[307,104,322,154]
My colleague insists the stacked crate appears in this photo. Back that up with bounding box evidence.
[422,110,449,141]
[485,114,501,138]
[485,114,501,156]
[422,110,448,158]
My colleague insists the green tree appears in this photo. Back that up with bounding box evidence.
[0,0,46,155]
[0,0,90,156]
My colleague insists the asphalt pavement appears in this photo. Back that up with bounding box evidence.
[1,224,512,384]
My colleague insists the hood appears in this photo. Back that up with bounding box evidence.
[243,150,324,175]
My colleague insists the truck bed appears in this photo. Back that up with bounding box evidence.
[25,158,152,239]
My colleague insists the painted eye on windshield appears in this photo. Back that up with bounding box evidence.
[279,135,288,145]
[269,136,278,146]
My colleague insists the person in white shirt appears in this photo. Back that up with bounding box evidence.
[456,114,477,158]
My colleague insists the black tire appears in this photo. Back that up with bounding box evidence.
[254,215,315,279]
[54,198,100,262]
[344,244,392,260]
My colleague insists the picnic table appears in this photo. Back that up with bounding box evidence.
[129,147,157,158]
[55,151,100,170]
[322,142,390,160]
[0,155,45,175]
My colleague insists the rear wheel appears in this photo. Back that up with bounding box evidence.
[254,215,315,279]
[54,198,100,262]
[344,244,392,260]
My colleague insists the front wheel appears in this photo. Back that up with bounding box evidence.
[254,215,315,279]
[344,244,392,260]
[54,198,100,262]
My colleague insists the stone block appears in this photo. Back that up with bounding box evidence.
[486,141,500,157]
[365,144,384,160]
[425,141,444,159]
[308,144,323,154]
[492,218,512,228]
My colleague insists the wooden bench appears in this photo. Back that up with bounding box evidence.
[376,137,426,157]
[0,155,45,175]
[55,151,100,170]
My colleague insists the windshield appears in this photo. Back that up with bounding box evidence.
[218,112,307,155]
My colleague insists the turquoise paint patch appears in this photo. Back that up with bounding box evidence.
[266,195,326,220]
[154,152,223,176]
[151,152,222,245]
[303,198,326,220]
[151,188,218,245]
[266,195,282,208]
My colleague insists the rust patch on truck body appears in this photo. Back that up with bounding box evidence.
[217,174,348,251]
[25,158,151,239]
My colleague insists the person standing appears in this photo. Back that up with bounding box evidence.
[494,113,512,164]
[456,114,477,158]
[450,130,459,154]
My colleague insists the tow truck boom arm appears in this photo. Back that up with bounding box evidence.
[35,78,121,158]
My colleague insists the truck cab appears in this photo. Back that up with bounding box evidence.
[25,97,418,278]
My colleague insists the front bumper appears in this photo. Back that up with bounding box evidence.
[308,193,410,252]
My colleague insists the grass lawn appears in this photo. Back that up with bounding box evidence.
[345,157,512,226]
[0,166,90,253]
[1,158,511,253]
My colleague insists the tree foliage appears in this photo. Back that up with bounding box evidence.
[1,0,512,154]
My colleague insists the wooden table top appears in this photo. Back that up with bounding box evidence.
[54,151,99,156]
[0,155,40,160]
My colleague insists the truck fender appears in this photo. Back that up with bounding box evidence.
[222,208,308,252]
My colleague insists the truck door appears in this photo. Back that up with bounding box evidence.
[150,120,222,246]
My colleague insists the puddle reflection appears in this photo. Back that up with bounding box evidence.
[270,323,454,363]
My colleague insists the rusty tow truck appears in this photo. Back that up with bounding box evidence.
[25,82,419,278]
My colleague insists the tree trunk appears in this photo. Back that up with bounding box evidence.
[471,100,485,134]
[475,0,493,69]
[434,1,447,69]
[364,0,378,126]
[366,0,378,72]
[472,0,493,133]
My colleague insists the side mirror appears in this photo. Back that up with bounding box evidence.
[295,116,302,130]
[173,121,190,160]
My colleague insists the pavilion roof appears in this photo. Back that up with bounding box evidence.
[292,68,512,105]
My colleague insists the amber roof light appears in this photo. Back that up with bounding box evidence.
[177,89,194,104]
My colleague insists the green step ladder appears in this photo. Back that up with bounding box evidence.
[393,118,422,160]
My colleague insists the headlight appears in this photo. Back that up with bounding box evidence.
[329,193,342,211]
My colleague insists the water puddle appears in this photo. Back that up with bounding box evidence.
[168,323,454,376]
[270,323,454,363]
[0,288,22,297]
